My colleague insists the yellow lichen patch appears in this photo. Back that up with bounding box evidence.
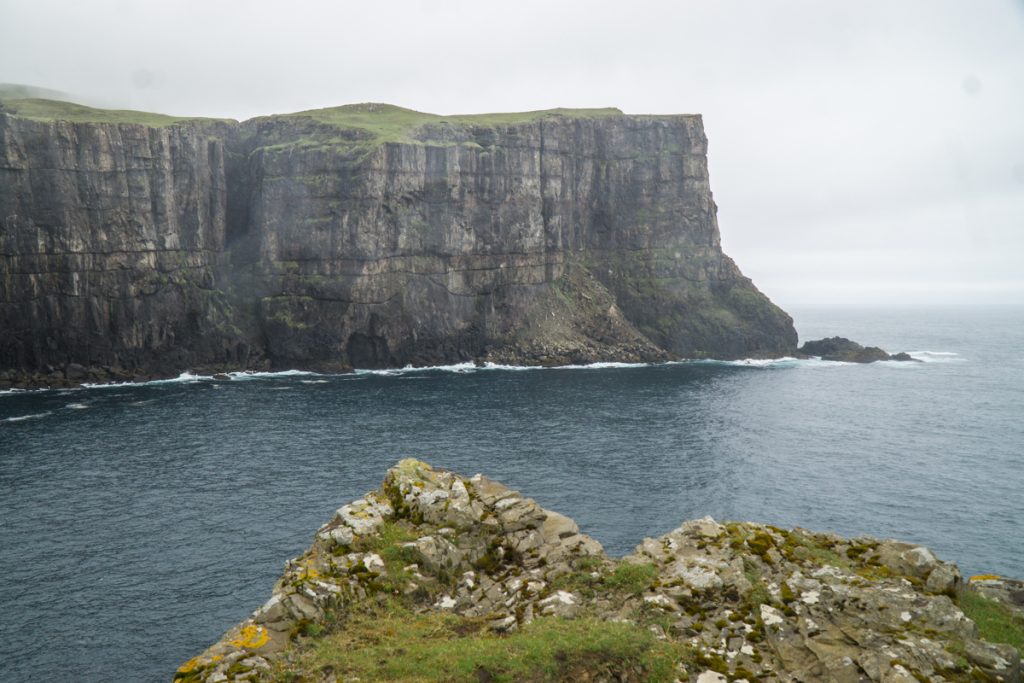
[176,657,201,674]
[299,564,321,581]
[394,458,431,477]
[970,574,1001,582]
[230,623,270,649]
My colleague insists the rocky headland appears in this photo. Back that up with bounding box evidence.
[0,94,797,389]
[178,460,1022,682]
[799,337,920,364]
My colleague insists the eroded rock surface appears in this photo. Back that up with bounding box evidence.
[177,461,1020,682]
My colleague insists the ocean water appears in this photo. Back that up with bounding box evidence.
[1,305,1022,682]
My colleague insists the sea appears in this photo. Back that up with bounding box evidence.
[1,305,1022,682]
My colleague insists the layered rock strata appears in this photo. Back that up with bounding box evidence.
[0,101,796,387]
[178,460,1021,682]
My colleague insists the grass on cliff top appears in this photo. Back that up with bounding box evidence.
[281,599,685,682]
[958,590,1024,654]
[263,102,628,145]
[0,96,233,127]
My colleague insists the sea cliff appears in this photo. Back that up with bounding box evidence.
[177,460,1022,683]
[0,98,796,387]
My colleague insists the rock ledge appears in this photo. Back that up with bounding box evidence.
[176,461,1021,682]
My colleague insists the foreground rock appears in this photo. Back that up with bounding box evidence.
[177,461,1020,682]
[800,337,921,363]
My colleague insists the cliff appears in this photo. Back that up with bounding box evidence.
[177,460,1023,682]
[0,97,796,387]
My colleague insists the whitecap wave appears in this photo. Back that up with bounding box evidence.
[226,369,322,381]
[905,351,966,363]
[299,379,329,384]
[687,356,848,369]
[80,369,324,390]
[65,402,90,410]
[2,411,52,423]
[354,362,481,376]
[0,387,46,397]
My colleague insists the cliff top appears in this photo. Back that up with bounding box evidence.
[0,88,698,141]
[177,459,1023,682]
[0,97,233,127]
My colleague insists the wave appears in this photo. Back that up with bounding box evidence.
[80,369,323,390]
[905,351,966,363]
[1,351,904,398]
[225,370,322,380]
[0,387,46,397]
[65,402,90,410]
[353,357,851,376]
[2,411,52,423]
[686,356,849,369]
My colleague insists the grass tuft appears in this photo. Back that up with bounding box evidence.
[604,562,658,596]
[282,599,686,682]
[958,590,1024,654]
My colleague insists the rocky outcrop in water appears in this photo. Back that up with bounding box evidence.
[0,99,796,388]
[177,460,1021,682]
[799,337,920,363]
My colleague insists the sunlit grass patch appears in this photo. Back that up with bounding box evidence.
[958,590,1024,654]
[283,599,685,682]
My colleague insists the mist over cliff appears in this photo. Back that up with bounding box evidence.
[0,98,796,386]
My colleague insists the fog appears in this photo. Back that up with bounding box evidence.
[2,0,1022,306]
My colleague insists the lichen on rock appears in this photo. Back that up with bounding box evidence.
[176,461,1021,682]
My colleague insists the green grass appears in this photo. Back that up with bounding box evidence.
[958,590,1024,654]
[604,562,658,596]
[285,599,686,682]
[279,103,624,143]
[0,90,679,146]
[0,97,231,127]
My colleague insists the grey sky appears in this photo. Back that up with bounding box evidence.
[2,0,1022,306]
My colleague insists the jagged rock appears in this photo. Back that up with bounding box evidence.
[177,461,1021,683]
[799,336,922,363]
[0,101,797,385]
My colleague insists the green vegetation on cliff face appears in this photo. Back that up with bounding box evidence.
[959,589,1024,654]
[288,602,683,683]
[0,95,230,127]
[265,102,629,145]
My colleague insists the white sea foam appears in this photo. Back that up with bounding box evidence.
[688,356,848,369]
[2,411,52,423]
[299,379,329,384]
[65,402,90,410]
[905,351,965,363]
[80,369,323,390]
[226,369,322,380]
[0,387,46,397]
[354,362,480,376]
[352,356,848,375]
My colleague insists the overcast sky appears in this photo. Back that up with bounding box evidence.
[2,0,1022,306]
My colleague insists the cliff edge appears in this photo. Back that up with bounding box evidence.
[177,460,1022,683]
[0,97,796,387]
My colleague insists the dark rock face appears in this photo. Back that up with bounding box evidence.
[799,336,919,363]
[0,105,797,384]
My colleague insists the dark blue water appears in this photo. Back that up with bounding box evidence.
[2,305,1022,682]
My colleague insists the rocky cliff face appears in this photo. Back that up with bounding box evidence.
[0,101,796,385]
[0,114,249,381]
[177,460,1022,682]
